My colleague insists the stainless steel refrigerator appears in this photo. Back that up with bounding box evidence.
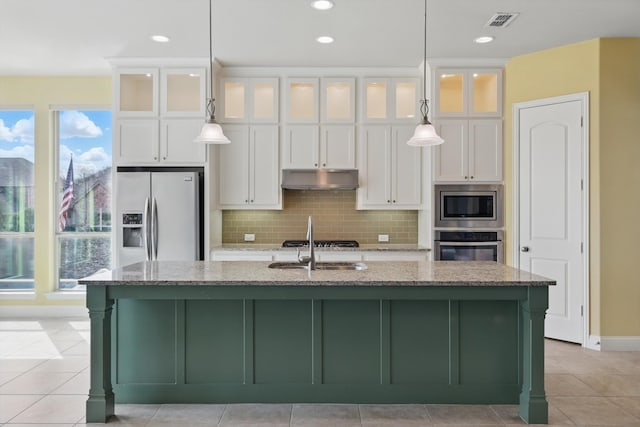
[116,167,204,267]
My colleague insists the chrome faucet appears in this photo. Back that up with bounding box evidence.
[297,216,316,270]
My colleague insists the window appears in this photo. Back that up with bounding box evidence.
[0,110,35,290]
[55,110,112,290]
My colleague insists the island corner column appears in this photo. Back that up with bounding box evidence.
[86,285,115,423]
[519,285,549,424]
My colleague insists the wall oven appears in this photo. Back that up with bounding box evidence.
[434,230,504,263]
[434,184,503,229]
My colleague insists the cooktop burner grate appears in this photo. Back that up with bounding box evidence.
[282,240,359,248]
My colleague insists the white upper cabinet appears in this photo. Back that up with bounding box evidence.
[116,69,159,117]
[219,77,279,123]
[219,124,280,209]
[160,119,206,164]
[160,68,206,117]
[286,78,319,123]
[434,119,502,182]
[320,78,356,123]
[114,66,208,165]
[360,78,420,123]
[434,68,502,117]
[283,125,355,169]
[357,125,422,209]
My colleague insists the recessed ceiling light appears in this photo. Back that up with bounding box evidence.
[311,0,334,10]
[151,35,170,43]
[474,36,494,44]
[316,36,334,44]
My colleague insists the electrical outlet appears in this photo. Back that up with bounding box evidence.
[378,234,389,243]
[244,233,256,242]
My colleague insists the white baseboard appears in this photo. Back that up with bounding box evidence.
[600,336,640,351]
[0,305,88,318]
[586,335,602,351]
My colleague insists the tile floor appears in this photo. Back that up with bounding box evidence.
[1,317,640,426]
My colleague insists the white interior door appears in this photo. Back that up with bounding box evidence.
[518,97,585,343]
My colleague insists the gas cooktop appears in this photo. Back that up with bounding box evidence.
[282,240,359,248]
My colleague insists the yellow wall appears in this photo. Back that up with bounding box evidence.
[598,39,640,335]
[504,38,640,337]
[0,76,112,306]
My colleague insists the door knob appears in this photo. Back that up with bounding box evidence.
[521,246,530,252]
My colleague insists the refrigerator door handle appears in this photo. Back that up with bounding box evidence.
[143,197,151,261]
[152,197,159,260]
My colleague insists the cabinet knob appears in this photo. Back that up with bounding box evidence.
[521,246,530,252]
[387,200,391,203]
[163,157,166,160]
[245,200,248,203]
[470,176,474,179]
[250,199,254,203]
[464,176,468,180]
[314,163,318,167]
[392,200,396,203]
[154,157,158,160]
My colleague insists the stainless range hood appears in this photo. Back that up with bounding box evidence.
[281,169,358,190]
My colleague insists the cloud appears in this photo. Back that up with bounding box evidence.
[0,119,12,141]
[59,144,111,177]
[60,110,103,139]
[0,116,34,144]
[0,144,35,162]
[79,146,109,163]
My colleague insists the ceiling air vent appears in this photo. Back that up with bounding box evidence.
[485,12,519,28]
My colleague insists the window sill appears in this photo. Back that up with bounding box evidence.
[45,291,86,301]
[0,291,37,300]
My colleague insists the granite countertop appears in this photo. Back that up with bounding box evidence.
[211,244,431,252]
[80,260,554,287]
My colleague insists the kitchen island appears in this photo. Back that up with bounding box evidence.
[81,260,553,424]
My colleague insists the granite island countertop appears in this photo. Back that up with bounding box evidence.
[80,260,554,287]
[210,244,431,252]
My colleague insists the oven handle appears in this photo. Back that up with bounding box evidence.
[436,241,500,246]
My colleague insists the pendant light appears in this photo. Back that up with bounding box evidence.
[407,0,443,147]
[194,0,230,144]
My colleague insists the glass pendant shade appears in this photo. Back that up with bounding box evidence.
[407,0,444,147]
[193,120,230,144]
[195,0,230,145]
[407,122,444,146]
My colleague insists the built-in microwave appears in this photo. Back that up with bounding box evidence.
[434,184,503,228]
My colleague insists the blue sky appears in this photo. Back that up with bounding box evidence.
[0,109,112,177]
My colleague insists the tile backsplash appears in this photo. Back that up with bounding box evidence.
[222,190,418,244]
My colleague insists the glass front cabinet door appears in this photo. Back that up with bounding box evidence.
[361,78,419,123]
[116,69,158,116]
[220,77,279,123]
[435,68,502,117]
[161,68,206,117]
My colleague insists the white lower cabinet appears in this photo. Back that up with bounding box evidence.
[357,125,422,209]
[434,119,502,182]
[219,124,281,209]
[283,124,355,169]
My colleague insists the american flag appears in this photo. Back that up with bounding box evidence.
[58,157,74,232]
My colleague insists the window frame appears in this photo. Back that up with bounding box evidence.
[51,106,113,291]
[0,106,36,292]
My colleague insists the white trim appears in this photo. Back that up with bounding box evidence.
[107,57,210,68]
[586,335,602,351]
[0,292,37,300]
[512,92,590,347]
[600,336,640,351]
[426,58,508,68]
[0,305,88,318]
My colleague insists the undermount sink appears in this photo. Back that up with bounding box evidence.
[268,261,368,271]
